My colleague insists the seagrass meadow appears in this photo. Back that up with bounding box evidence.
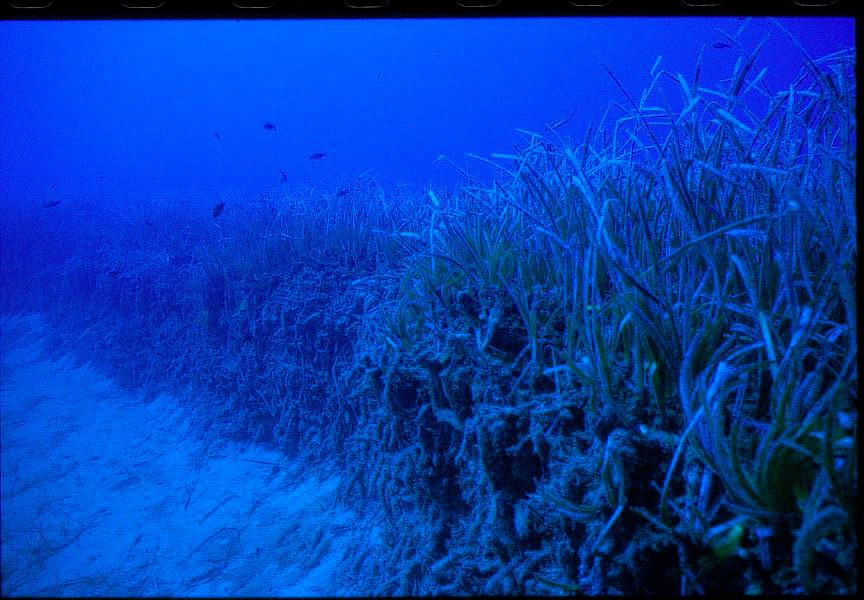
[0,19,856,596]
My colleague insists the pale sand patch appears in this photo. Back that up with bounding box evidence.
[1,314,384,596]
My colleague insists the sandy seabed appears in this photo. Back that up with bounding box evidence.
[0,314,384,596]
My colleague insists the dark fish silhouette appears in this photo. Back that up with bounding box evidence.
[212,201,225,219]
[263,122,277,131]
[712,41,733,50]
[310,152,327,160]
[336,188,351,197]
[280,170,288,182]
[214,132,221,141]
[43,200,61,208]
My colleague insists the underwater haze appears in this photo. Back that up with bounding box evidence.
[0,18,854,201]
[1,16,858,596]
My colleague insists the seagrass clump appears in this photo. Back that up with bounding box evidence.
[340,41,856,595]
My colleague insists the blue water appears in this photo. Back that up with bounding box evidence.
[1,17,853,206]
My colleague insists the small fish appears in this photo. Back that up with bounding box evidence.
[214,132,221,141]
[96,175,106,180]
[310,152,327,160]
[212,201,225,219]
[712,41,734,50]
[49,183,56,191]
[43,200,61,208]
[280,170,288,182]
[263,122,277,131]
[336,188,351,197]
